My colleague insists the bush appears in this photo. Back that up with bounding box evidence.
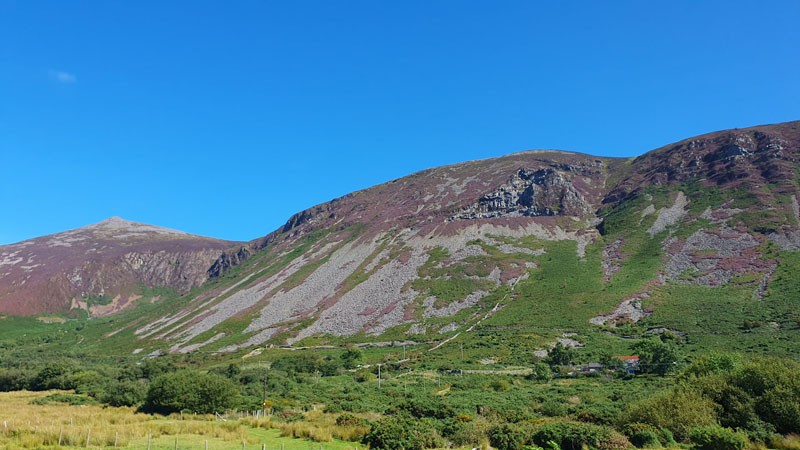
[689,425,747,450]
[489,423,528,450]
[539,400,569,417]
[363,415,443,450]
[623,388,717,441]
[341,347,363,369]
[353,368,375,383]
[757,386,800,435]
[531,421,629,450]
[102,379,147,407]
[142,370,239,414]
[528,363,553,383]
[389,397,454,420]
[446,419,489,448]
[0,368,34,391]
[624,423,662,448]
[30,363,76,390]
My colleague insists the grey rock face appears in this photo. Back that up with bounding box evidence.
[453,168,591,220]
[208,246,254,278]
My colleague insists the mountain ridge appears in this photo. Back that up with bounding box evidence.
[2,120,799,359]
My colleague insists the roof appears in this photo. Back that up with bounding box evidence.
[616,356,640,361]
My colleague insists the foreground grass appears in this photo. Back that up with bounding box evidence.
[0,391,362,450]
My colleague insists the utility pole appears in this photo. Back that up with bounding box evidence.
[262,377,268,416]
[262,360,268,417]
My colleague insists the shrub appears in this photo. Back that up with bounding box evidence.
[689,425,747,450]
[363,415,443,450]
[353,368,375,382]
[441,417,489,448]
[102,379,147,407]
[623,388,717,441]
[30,363,76,390]
[340,347,363,369]
[0,368,34,391]
[528,363,553,383]
[489,423,528,450]
[389,397,455,420]
[756,386,800,435]
[530,421,629,450]
[539,400,569,417]
[624,423,662,448]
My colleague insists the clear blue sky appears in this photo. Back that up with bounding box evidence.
[1,1,798,245]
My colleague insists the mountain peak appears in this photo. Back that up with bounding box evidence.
[83,217,188,238]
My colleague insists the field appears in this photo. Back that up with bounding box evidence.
[0,390,364,450]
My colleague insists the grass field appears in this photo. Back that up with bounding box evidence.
[0,391,364,450]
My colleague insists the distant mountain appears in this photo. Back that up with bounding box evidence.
[0,217,241,315]
[4,121,800,358]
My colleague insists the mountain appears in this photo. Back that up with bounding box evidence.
[3,121,800,358]
[0,217,241,316]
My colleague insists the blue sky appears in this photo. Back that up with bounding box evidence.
[1,1,798,244]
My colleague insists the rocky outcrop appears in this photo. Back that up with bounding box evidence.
[207,246,254,278]
[453,168,592,220]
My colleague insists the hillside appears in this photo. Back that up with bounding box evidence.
[2,121,799,360]
[0,217,241,316]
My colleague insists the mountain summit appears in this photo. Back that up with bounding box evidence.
[0,218,240,316]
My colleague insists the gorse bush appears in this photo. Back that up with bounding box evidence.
[488,423,528,450]
[363,415,444,450]
[682,356,800,437]
[530,421,629,450]
[623,423,674,448]
[623,388,717,441]
[689,425,747,450]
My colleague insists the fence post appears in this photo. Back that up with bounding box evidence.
[85,428,91,448]
[114,431,118,448]
[147,434,151,450]
[58,428,63,446]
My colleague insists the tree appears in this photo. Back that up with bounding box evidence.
[528,362,553,383]
[340,347,363,369]
[546,343,576,367]
[631,339,682,376]
[142,370,239,414]
[102,380,147,407]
